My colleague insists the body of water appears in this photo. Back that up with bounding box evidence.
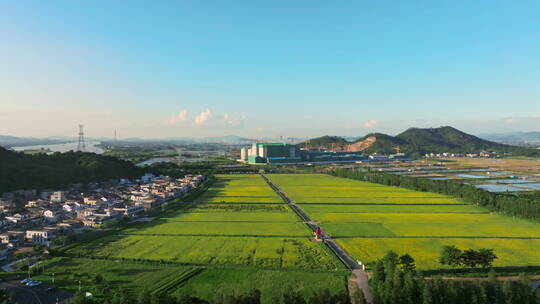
[137,157,175,166]
[455,174,488,179]
[490,179,536,184]
[12,141,104,154]
[519,183,540,190]
[136,156,214,166]
[475,184,529,192]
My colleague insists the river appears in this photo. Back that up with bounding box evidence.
[11,141,104,154]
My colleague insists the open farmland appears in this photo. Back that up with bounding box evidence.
[33,257,347,302]
[197,174,284,203]
[268,173,540,270]
[267,174,462,204]
[54,174,347,302]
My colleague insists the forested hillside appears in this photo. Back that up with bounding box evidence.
[0,147,142,194]
[300,127,540,157]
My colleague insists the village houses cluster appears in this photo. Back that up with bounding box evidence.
[424,151,494,158]
[0,173,204,260]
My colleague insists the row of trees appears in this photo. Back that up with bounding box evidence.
[0,288,16,304]
[440,246,497,269]
[67,287,354,304]
[329,168,540,221]
[371,251,540,304]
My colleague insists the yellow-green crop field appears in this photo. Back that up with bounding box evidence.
[268,174,463,204]
[33,257,347,303]
[197,174,283,203]
[268,174,540,270]
[54,174,347,302]
[338,238,540,269]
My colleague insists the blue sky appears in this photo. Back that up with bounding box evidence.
[1,0,539,138]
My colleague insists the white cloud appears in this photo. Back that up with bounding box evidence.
[529,114,540,119]
[165,109,189,125]
[195,109,213,126]
[363,120,378,128]
[222,113,246,127]
[505,118,514,124]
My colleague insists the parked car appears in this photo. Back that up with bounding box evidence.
[26,280,42,287]
[20,278,31,284]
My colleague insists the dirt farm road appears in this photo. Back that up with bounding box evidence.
[261,174,374,304]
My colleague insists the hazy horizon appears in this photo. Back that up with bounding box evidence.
[2,1,540,139]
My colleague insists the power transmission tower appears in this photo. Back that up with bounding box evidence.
[77,125,86,151]
[175,147,182,165]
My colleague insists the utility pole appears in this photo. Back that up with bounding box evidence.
[52,272,55,287]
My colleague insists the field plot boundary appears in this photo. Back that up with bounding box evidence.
[268,173,540,272]
[261,174,375,303]
[57,253,348,274]
[295,202,470,206]
[331,235,540,239]
[122,233,310,238]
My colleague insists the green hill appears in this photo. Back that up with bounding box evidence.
[302,126,540,157]
[359,133,406,154]
[300,135,350,148]
[395,126,508,154]
[0,147,143,194]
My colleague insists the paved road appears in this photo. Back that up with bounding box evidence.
[261,174,374,304]
[0,280,72,304]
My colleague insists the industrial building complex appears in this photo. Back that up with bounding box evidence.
[239,142,385,164]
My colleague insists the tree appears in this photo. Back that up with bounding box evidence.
[487,268,497,284]
[354,288,367,304]
[473,280,488,304]
[439,245,462,267]
[279,290,306,304]
[110,288,132,304]
[137,289,151,304]
[534,287,540,304]
[398,254,416,273]
[422,282,434,304]
[0,288,11,304]
[68,292,90,304]
[403,272,420,304]
[93,274,104,284]
[460,249,480,268]
[382,251,399,280]
[177,295,208,304]
[477,248,497,268]
[371,260,386,286]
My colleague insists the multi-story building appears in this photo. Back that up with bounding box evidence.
[50,191,66,203]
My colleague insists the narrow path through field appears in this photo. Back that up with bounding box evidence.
[426,275,540,281]
[261,174,374,304]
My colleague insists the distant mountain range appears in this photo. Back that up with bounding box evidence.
[0,135,256,147]
[478,132,540,145]
[0,135,69,148]
[300,126,540,157]
[115,135,254,144]
[4,128,540,156]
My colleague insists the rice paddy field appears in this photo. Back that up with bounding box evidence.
[33,257,347,302]
[52,174,347,302]
[267,173,540,270]
[197,174,284,203]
